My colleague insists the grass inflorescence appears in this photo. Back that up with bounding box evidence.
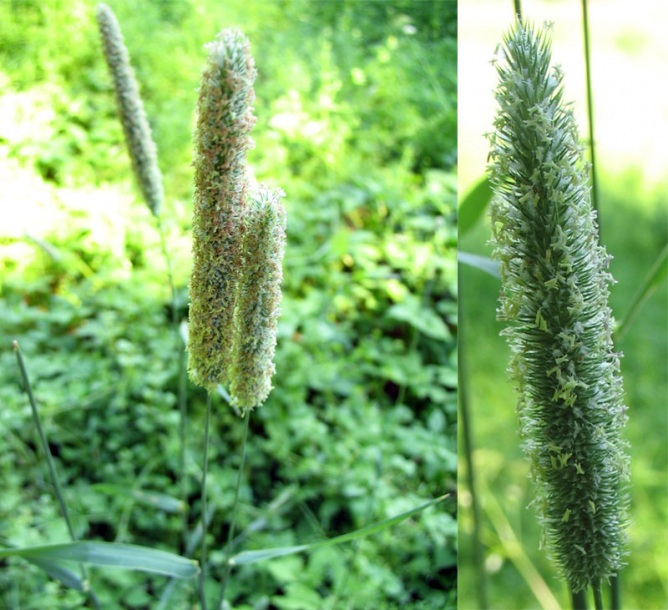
[487,20,630,595]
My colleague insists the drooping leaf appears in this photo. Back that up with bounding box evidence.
[231,495,447,566]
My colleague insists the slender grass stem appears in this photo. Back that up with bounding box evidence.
[13,341,100,610]
[178,342,188,552]
[592,581,604,610]
[581,0,600,226]
[155,214,190,556]
[198,392,212,610]
[610,574,621,609]
[458,302,488,610]
[156,216,177,327]
[514,0,522,20]
[218,411,251,609]
[572,588,588,610]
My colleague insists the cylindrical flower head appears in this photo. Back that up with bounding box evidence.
[487,21,629,593]
[96,3,163,216]
[229,186,286,413]
[188,29,257,392]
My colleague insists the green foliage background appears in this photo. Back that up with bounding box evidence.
[0,1,457,608]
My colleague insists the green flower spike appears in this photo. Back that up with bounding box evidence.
[96,3,163,216]
[229,186,287,413]
[487,21,630,594]
[188,29,258,392]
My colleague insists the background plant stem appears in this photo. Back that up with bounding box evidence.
[458,306,488,610]
[581,0,600,227]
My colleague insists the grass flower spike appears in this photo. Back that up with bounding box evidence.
[188,29,286,413]
[96,3,163,216]
[230,186,286,413]
[487,21,629,594]
[188,29,257,392]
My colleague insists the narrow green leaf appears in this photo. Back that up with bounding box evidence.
[26,556,85,591]
[615,242,668,341]
[458,177,492,236]
[458,252,501,279]
[0,542,198,579]
[92,484,185,513]
[231,495,447,566]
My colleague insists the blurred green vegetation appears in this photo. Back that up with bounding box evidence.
[0,1,457,608]
[459,172,668,609]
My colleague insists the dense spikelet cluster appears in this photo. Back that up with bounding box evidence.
[188,30,285,413]
[487,21,629,593]
[229,187,287,411]
[96,3,163,216]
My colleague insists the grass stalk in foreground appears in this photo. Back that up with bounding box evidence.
[13,341,100,609]
[198,393,212,610]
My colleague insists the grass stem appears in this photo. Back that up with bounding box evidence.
[572,588,588,610]
[592,581,604,610]
[156,214,190,556]
[218,411,251,609]
[581,0,600,227]
[458,304,488,610]
[610,574,621,610]
[198,392,212,610]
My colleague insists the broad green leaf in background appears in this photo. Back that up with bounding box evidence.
[458,176,492,236]
[386,295,451,341]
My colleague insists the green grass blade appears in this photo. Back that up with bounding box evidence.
[26,556,85,591]
[92,484,185,513]
[231,495,447,566]
[0,542,198,578]
[458,252,501,279]
[458,176,492,236]
[615,242,668,341]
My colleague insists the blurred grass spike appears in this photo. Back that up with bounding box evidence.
[96,3,164,216]
[487,20,630,597]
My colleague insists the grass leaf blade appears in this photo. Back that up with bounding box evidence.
[0,542,198,579]
[231,495,447,566]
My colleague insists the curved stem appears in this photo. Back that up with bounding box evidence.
[218,411,251,609]
[13,341,100,610]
